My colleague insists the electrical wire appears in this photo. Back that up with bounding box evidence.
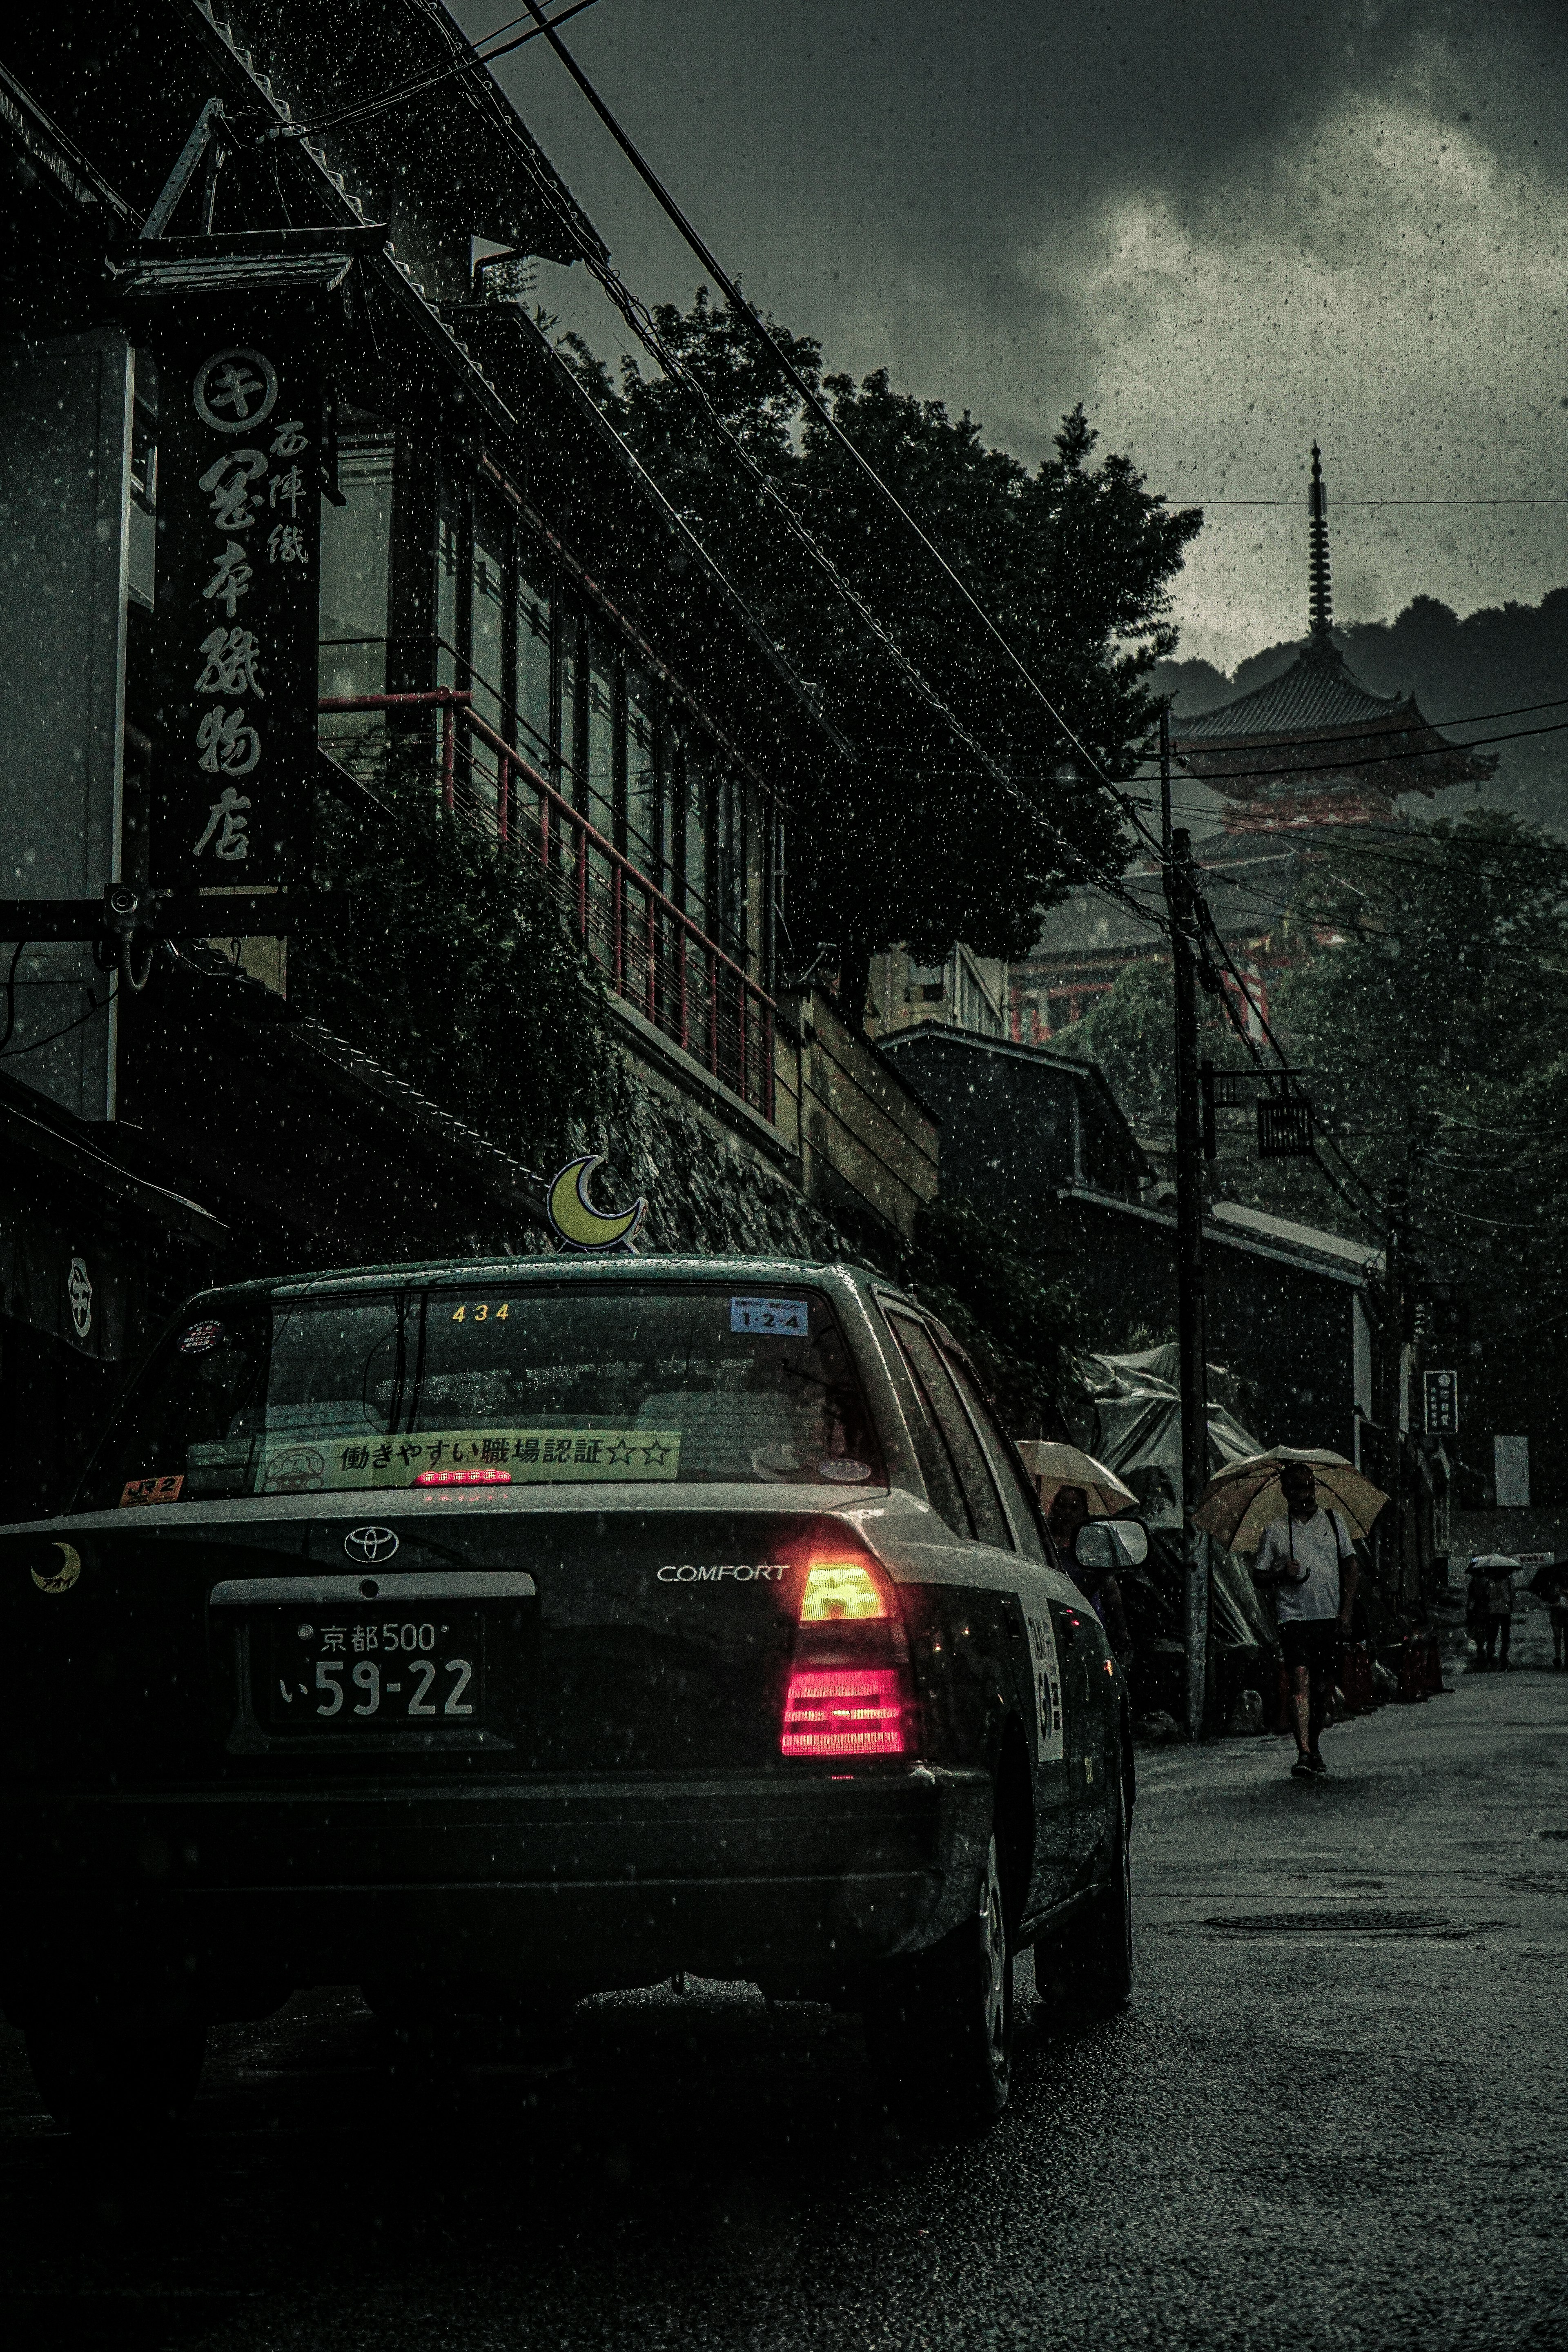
[1171,693,1568,751]
[514,0,1175,878]
[269,0,608,140]
[1173,714,1568,791]
[1167,497,1568,507]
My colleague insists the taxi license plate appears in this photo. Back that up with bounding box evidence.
[268,1609,484,1731]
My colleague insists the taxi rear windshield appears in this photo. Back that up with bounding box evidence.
[78,1283,884,1507]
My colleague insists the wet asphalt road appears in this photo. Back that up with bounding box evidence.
[1,1619,1564,2352]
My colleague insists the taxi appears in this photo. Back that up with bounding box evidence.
[0,1257,1142,2136]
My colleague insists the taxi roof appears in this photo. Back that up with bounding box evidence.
[188,1256,908,1308]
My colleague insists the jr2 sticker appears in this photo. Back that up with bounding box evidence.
[1020,1590,1065,1764]
[730,1296,810,1337]
[120,1474,186,1508]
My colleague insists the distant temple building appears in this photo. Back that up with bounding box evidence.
[1169,447,1495,834]
[1010,447,1495,1049]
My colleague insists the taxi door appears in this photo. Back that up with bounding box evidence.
[879,1309,1082,1915]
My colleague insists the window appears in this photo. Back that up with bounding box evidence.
[434,480,461,692]
[558,604,581,800]
[516,564,551,770]
[626,667,662,886]
[586,628,616,842]
[319,441,394,704]
[886,1313,1013,1550]
[881,1309,970,1535]
[939,1347,1045,1561]
[77,1285,884,1503]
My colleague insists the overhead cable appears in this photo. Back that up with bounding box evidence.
[514,0,1174,871]
[268,0,608,138]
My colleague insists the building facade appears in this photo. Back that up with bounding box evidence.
[0,0,936,1514]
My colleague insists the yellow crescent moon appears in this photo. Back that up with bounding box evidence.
[546,1154,646,1251]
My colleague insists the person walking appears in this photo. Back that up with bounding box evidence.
[1475,1559,1516,1670]
[1547,1564,1568,1671]
[1252,1461,1359,1780]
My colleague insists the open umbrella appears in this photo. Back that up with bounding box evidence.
[1192,1446,1389,1554]
[1013,1440,1137,1518]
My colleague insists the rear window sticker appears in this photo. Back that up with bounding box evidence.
[730,1296,810,1337]
[259,1428,683,1494]
[818,1458,872,1483]
[178,1320,225,1355]
[31,1541,81,1594]
[120,1474,186,1509]
[1020,1591,1065,1764]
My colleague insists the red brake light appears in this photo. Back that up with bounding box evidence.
[781,1668,906,1757]
[413,1466,512,1487]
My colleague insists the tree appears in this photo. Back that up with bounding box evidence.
[564,294,1200,1019]
[292,791,616,1173]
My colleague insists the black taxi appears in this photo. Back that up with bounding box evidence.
[0,1257,1141,2135]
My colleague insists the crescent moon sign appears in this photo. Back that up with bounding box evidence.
[31,1541,81,1595]
[546,1155,646,1252]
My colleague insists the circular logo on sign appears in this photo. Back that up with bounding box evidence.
[67,1256,93,1341]
[178,1320,225,1356]
[263,1446,325,1495]
[31,1542,81,1595]
[193,348,278,434]
[344,1525,399,1565]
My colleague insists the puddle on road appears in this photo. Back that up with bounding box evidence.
[1193,1908,1473,1940]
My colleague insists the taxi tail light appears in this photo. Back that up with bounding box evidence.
[781,1550,913,1757]
[780,1668,906,1757]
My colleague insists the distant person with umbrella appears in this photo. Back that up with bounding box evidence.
[1470,1555,1517,1670]
[1015,1443,1139,1662]
[1250,1463,1359,1778]
[1192,1448,1385,1783]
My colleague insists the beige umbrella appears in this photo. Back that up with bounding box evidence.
[1013,1440,1137,1518]
[1192,1446,1389,1554]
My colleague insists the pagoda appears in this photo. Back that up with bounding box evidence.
[1171,448,1496,833]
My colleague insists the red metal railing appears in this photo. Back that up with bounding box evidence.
[319,689,776,1120]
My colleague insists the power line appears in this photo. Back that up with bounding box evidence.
[1167,693,1568,751]
[1173,712,1568,789]
[515,0,1175,878]
[267,0,607,139]
[1167,497,1568,507]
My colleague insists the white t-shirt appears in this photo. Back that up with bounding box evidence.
[1254,1507,1354,1623]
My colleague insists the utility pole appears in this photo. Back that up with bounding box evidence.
[1162,708,1209,1737]
[1383,1175,1409,1608]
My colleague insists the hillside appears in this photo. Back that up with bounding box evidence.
[1149,586,1568,833]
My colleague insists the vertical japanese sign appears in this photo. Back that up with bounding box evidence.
[149,321,322,886]
[1422,1368,1459,1437]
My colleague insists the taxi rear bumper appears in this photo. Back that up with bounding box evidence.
[0,1769,995,2014]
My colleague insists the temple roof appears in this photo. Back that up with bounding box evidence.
[1172,638,1407,746]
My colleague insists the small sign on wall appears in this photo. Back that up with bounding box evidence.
[1494,1433,1530,1509]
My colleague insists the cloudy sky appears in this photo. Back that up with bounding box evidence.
[452,0,1567,673]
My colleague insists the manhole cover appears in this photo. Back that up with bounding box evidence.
[1200,1909,1470,1939]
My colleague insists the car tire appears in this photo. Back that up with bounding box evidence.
[25,2011,207,2137]
[1048,1773,1134,2014]
[864,1831,1013,2137]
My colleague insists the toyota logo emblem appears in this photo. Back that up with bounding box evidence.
[343,1525,399,1564]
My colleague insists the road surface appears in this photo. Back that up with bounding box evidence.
[2,1626,1563,2351]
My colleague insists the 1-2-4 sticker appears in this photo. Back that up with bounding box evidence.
[731,1296,809,1337]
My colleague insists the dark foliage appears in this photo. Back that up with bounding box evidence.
[563,292,1201,989]
[900,1191,1082,1437]
[292,790,616,1172]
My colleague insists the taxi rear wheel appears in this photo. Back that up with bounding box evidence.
[25,2011,207,2137]
[863,1831,1013,2136]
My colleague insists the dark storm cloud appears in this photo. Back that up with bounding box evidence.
[455,1,1568,660]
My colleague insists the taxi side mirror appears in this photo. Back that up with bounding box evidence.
[1073,1519,1149,1570]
